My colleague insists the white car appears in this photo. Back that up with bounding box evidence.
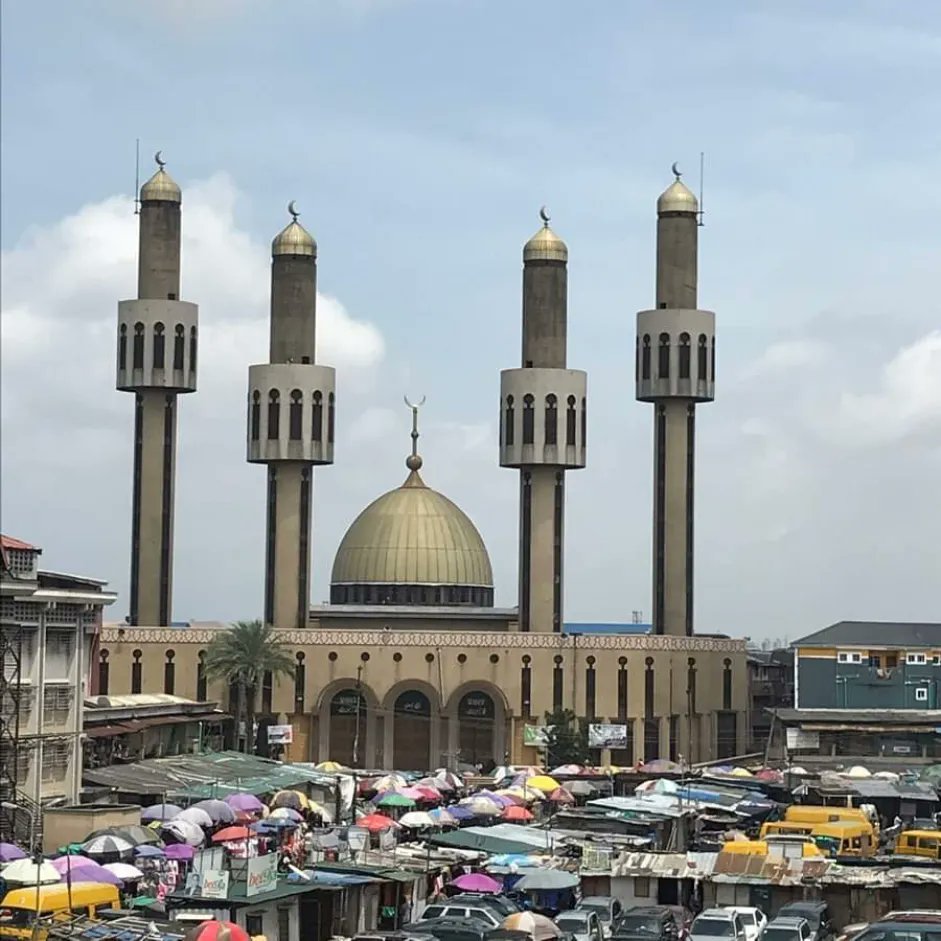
[690,910,748,941]
[726,908,768,941]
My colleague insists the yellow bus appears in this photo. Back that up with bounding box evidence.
[722,839,823,858]
[0,883,120,940]
[760,820,876,857]
[784,805,876,835]
[894,830,941,860]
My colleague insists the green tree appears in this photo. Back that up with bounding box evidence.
[543,708,590,768]
[203,620,294,755]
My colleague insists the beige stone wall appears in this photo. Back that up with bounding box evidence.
[100,623,748,767]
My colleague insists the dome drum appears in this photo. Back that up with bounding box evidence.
[116,299,198,392]
[499,367,587,469]
[247,363,336,464]
[635,308,715,403]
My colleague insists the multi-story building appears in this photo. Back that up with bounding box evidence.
[747,647,793,751]
[0,535,116,824]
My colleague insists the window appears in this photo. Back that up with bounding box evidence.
[553,655,564,710]
[617,658,628,719]
[118,324,127,370]
[311,391,323,441]
[634,877,650,898]
[679,332,691,379]
[289,389,303,440]
[522,394,535,444]
[294,653,306,712]
[698,334,707,379]
[132,322,145,369]
[915,687,928,702]
[544,394,558,445]
[723,658,732,710]
[278,907,290,941]
[521,656,531,717]
[164,649,175,695]
[669,715,679,761]
[98,650,109,696]
[504,395,515,446]
[250,391,261,441]
[580,397,587,448]
[196,651,207,701]
[327,392,335,444]
[153,323,165,369]
[267,390,280,439]
[262,670,273,713]
[641,334,651,380]
[868,654,882,668]
[245,914,264,938]
[906,653,927,665]
[710,336,716,380]
[189,326,197,372]
[658,333,670,378]
[173,325,185,370]
[131,649,142,694]
[585,656,596,720]
[687,658,697,713]
[566,395,576,445]
[838,651,863,664]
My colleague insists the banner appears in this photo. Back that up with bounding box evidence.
[785,728,819,749]
[198,870,229,900]
[246,853,278,897]
[523,724,553,747]
[347,827,368,853]
[267,724,293,745]
[589,723,628,748]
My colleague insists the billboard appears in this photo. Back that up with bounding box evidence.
[246,853,278,897]
[588,723,628,748]
[267,724,294,745]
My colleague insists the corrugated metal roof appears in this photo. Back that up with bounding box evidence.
[794,620,941,649]
[0,535,37,550]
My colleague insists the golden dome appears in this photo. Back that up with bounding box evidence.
[523,208,568,263]
[330,457,493,591]
[657,179,698,215]
[272,202,317,257]
[140,167,181,203]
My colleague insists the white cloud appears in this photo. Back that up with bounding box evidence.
[740,339,828,379]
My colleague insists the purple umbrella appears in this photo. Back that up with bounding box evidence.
[446,804,475,820]
[474,790,512,807]
[223,793,265,813]
[0,842,27,862]
[51,855,96,873]
[70,866,124,886]
[133,844,166,858]
[451,872,502,894]
[164,843,195,861]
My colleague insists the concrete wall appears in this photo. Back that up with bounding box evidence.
[43,804,141,855]
[798,653,941,708]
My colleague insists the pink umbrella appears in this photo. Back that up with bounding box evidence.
[399,787,426,801]
[413,786,442,802]
[451,872,502,894]
[164,843,195,860]
[223,793,265,813]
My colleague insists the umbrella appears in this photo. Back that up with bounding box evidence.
[269,807,304,822]
[141,803,183,822]
[428,807,457,826]
[83,825,160,847]
[103,862,144,880]
[161,819,205,846]
[451,872,502,893]
[184,921,251,941]
[502,805,534,822]
[192,800,237,824]
[398,786,427,801]
[640,759,680,773]
[547,787,575,804]
[501,912,560,940]
[2,858,60,884]
[372,774,408,792]
[377,792,415,809]
[525,775,560,792]
[174,807,214,829]
[356,813,399,832]
[567,780,597,796]
[459,796,501,816]
[50,855,95,873]
[212,826,253,843]
[133,844,166,858]
[81,834,135,859]
[164,843,195,860]
[270,789,308,811]
[730,767,753,778]
[444,804,474,820]
[433,771,463,789]
[755,769,784,782]
[414,785,442,801]
[0,843,27,862]
[514,869,579,891]
[314,761,348,772]
[70,866,124,886]
[549,764,582,775]
[250,819,296,832]
[399,811,436,829]
[307,801,334,822]
[846,765,871,778]
[223,793,265,813]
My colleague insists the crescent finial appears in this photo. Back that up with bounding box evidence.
[539,205,550,226]
[154,150,166,168]
[288,200,299,221]
[671,161,681,181]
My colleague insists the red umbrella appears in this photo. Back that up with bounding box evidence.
[357,813,399,832]
[502,805,534,822]
[211,826,253,843]
[548,786,575,804]
[185,922,250,941]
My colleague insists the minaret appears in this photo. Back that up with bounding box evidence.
[247,203,335,629]
[117,152,198,626]
[636,166,715,635]
[500,209,587,632]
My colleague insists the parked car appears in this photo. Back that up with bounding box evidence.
[556,910,605,941]
[776,902,835,941]
[407,917,494,941]
[689,909,747,941]
[577,898,624,939]
[762,919,812,941]
[726,908,768,941]
[418,905,501,928]
[613,906,681,941]
[446,895,521,917]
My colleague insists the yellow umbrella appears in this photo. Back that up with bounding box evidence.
[314,761,348,772]
[730,767,753,777]
[526,775,560,792]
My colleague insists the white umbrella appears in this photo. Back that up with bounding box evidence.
[102,862,144,880]
[2,858,61,885]
[161,819,205,846]
[501,912,560,940]
[174,807,214,828]
[81,834,135,858]
[399,811,436,829]
[459,796,502,816]
[192,799,236,823]
[846,765,871,778]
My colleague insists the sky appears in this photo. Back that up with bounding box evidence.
[2,1,939,642]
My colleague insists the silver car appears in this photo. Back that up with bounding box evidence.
[690,910,748,941]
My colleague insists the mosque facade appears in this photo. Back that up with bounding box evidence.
[99,157,748,770]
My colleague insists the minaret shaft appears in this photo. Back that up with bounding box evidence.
[518,467,564,633]
[270,256,317,364]
[522,261,567,368]
[264,464,312,630]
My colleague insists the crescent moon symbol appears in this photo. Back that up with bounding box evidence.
[288,200,298,220]
[539,205,550,224]
[671,161,681,179]
[155,150,166,168]
[403,394,426,410]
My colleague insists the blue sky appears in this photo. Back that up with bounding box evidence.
[2,1,939,639]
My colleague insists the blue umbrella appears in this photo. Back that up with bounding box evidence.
[132,844,165,858]
[445,804,475,820]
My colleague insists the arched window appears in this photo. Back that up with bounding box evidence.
[327,392,335,444]
[132,323,145,370]
[504,395,515,446]
[267,390,280,439]
[553,654,564,711]
[189,326,198,373]
[566,395,576,446]
[131,649,142,695]
[173,325,185,371]
[687,657,697,714]
[658,332,670,378]
[521,656,531,717]
[585,655,596,720]
[580,397,587,448]
[617,656,628,719]
[644,656,658,762]
[698,334,707,379]
[544,393,558,445]
[262,670,273,714]
[641,334,651,380]
[289,389,303,440]
[250,391,261,441]
[153,323,165,370]
[294,652,306,712]
[311,391,323,441]
[164,649,175,695]
[723,657,732,710]
[522,394,535,444]
[118,325,127,371]
[98,650,110,696]
[196,650,207,701]
[679,332,691,379]
[710,336,716,382]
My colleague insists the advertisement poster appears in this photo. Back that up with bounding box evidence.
[199,870,230,900]
[246,853,278,897]
[523,725,553,747]
[588,723,628,748]
[267,724,294,745]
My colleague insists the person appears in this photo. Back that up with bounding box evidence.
[400,897,412,925]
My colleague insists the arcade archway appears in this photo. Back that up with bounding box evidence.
[392,689,432,770]
[457,690,495,768]
[328,688,367,767]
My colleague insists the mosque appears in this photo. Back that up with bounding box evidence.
[98,156,747,770]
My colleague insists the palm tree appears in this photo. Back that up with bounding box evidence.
[203,620,294,755]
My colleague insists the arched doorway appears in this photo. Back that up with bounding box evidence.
[458,690,495,769]
[328,689,366,767]
[393,690,431,770]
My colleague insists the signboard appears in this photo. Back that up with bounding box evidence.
[523,724,553,746]
[198,870,229,900]
[589,723,628,748]
[347,827,368,853]
[246,853,278,897]
[379,826,397,852]
[458,691,495,720]
[396,690,430,716]
[267,724,293,745]
[786,728,819,750]
[331,690,365,716]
